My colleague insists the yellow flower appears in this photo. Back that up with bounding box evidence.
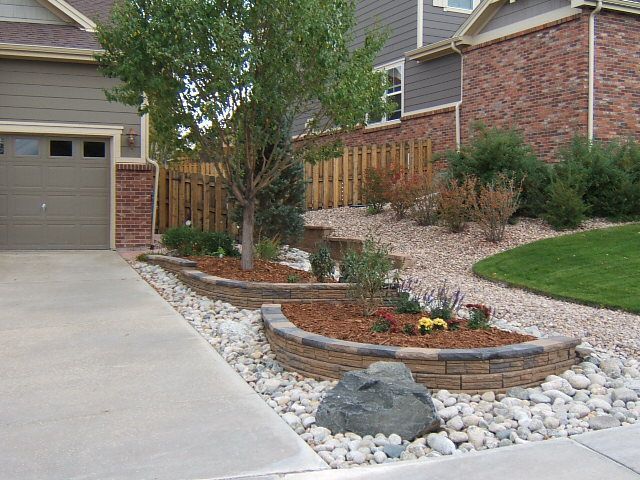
[432,318,448,330]
[418,317,433,328]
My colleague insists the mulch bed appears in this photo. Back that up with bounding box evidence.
[188,256,319,283]
[281,303,536,349]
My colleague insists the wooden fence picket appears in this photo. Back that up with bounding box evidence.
[155,138,434,234]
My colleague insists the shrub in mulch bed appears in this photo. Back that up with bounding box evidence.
[188,256,320,283]
[281,303,536,349]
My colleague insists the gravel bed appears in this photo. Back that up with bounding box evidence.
[134,262,640,470]
[304,208,640,359]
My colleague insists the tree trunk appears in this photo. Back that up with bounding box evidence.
[241,200,255,271]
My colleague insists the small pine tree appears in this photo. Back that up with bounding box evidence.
[232,161,307,244]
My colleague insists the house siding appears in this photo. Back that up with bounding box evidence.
[0,0,66,24]
[354,0,417,66]
[481,0,571,32]
[423,2,468,45]
[460,14,590,162]
[404,54,461,113]
[594,11,640,141]
[0,59,142,158]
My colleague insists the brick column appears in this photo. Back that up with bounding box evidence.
[115,163,154,248]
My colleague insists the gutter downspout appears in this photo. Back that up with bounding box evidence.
[142,108,159,248]
[451,40,463,150]
[146,156,159,248]
[588,0,603,141]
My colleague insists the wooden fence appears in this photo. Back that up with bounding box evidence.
[303,139,433,210]
[158,139,433,233]
[156,168,237,234]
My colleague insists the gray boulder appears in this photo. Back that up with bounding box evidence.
[316,362,441,440]
[589,415,621,431]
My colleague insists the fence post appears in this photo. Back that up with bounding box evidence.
[352,146,360,206]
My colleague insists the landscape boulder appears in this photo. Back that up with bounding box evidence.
[315,362,441,440]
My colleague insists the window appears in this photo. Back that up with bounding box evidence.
[434,0,478,12]
[369,63,403,125]
[448,0,473,9]
[0,138,4,155]
[83,141,106,158]
[15,138,39,156]
[50,140,73,157]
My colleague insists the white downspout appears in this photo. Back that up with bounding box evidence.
[142,108,159,247]
[417,0,424,48]
[147,157,159,247]
[451,40,464,150]
[588,0,603,141]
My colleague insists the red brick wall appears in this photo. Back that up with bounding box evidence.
[460,15,590,162]
[594,11,640,141]
[332,106,457,155]
[115,164,154,248]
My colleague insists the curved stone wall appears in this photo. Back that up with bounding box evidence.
[146,255,354,309]
[261,304,581,394]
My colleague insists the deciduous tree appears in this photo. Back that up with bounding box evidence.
[97,0,388,269]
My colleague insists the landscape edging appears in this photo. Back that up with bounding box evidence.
[261,304,581,393]
[146,255,355,309]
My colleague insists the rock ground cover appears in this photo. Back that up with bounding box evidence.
[133,262,640,470]
[304,208,640,359]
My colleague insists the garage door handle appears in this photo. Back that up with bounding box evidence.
[41,203,47,212]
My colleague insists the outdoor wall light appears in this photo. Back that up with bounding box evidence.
[127,128,139,147]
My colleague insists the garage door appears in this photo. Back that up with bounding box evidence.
[0,135,110,249]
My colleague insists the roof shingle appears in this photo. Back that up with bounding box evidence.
[64,0,115,23]
[0,22,101,50]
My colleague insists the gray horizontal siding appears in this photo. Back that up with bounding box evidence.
[0,0,66,24]
[423,2,468,46]
[0,59,142,158]
[354,0,417,66]
[481,0,571,32]
[404,54,461,113]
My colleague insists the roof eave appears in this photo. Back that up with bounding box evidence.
[40,0,97,31]
[571,0,640,14]
[0,42,101,63]
[406,37,466,61]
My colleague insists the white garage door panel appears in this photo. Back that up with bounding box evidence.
[0,135,110,250]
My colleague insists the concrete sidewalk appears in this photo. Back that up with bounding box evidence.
[245,425,640,480]
[0,251,326,480]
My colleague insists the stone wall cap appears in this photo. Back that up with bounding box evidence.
[147,255,197,267]
[261,304,581,361]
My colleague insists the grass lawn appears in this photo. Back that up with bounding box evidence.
[473,223,640,314]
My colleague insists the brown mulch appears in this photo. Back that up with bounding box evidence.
[281,303,536,349]
[188,256,319,283]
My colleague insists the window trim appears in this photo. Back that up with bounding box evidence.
[366,60,405,128]
[83,140,107,159]
[439,0,481,14]
[49,139,74,158]
[14,137,40,157]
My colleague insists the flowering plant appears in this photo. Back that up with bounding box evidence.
[421,282,465,321]
[418,317,448,335]
[466,303,493,330]
[371,309,399,333]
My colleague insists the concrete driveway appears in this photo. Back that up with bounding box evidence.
[0,251,325,480]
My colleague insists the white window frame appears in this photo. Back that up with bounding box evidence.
[433,0,481,14]
[367,60,405,127]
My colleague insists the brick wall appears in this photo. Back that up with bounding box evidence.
[116,163,154,248]
[333,106,457,155]
[460,15,590,162]
[594,11,640,141]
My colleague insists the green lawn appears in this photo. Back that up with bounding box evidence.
[473,224,640,314]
